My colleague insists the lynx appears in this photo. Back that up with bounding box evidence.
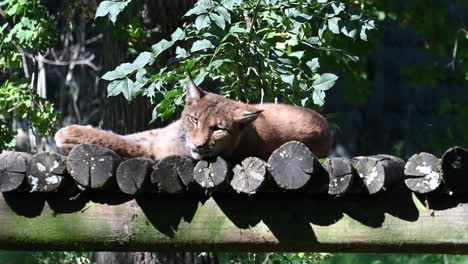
[55,79,331,161]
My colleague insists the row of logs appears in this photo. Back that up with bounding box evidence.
[0,142,466,196]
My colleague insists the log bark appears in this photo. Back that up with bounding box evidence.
[26,152,68,192]
[354,155,405,194]
[322,158,355,196]
[267,141,316,191]
[116,158,154,195]
[441,146,468,194]
[404,152,442,194]
[193,157,230,192]
[151,156,189,194]
[230,157,268,194]
[67,144,122,189]
[0,151,31,192]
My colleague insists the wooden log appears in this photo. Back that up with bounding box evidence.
[66,144,121,189]
[442,146,468,194]
[2,191,468,253]
[267,141,316,191]
[230,157,268,194]
[0,151,31,192]
[354,155,405,194]
[404,153,442,194]
[26,152,68,192]
[322,158,355,196]
[116,157,154,195]
[151,156,192,194]
[193,156,230,192]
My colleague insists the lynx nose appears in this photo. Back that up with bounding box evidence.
[194,142,207,150]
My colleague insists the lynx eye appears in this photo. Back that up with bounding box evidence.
[187,116,198,125]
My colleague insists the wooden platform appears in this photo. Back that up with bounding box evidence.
[1,188,468,253]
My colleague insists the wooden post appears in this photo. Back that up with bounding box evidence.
[230,157,269,194]
[116,157,154,195]
[0,152,31,192]
[404,153,442,194]
[322,158,355,196]
[26,152,68,192]
[193,157,230,192]
[267,141,316,191]
[66,144,122,189]
[151,156,190,194]
[354,155,405,194]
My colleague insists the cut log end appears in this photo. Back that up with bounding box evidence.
[116,157,154,195]
[442,146,468,194]
[26,152,67,192]
[267,141,315,191]
[193,156,230,191]
[231,157,267,194]
[151,156,190,194]
[0,152,30,192]
[66,144,121,189]
[355,155,405,195]
[404,153,442,194]
[322,158,354,196]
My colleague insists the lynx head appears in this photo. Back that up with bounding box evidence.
[181,78,262,160]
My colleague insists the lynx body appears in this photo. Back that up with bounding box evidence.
[55,79,331,161]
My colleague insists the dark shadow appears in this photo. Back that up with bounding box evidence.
[87,191,134,205]
[419,192,468,211]
[47,193,89,214]
[136,193,203,238]
[2,192,46,218]
[213,193,262,229]
[343,183,419,228]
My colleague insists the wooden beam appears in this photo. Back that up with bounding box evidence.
[1,188,468,253]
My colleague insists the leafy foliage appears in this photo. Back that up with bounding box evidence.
[32,251,92,264]
[0,0,60,152]
[99,0,375,122]
[0,77,60,151]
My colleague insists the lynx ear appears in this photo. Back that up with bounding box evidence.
[234,110,263,125]
[186,77,205,104]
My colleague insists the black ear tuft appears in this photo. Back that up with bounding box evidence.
[186,77,205,104]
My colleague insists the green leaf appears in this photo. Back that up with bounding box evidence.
[195,14,210,30]
[132,51,153,68]
[360,27,368,41]
[191,39,214,52]
[215,6,231,23]
[171,28,186,41]
[184,5,208,17]
[152,39,174,56]
[175,46,188,58]
[312,89,325,106]
[318,22,327,39]
[289,51,304,59]
[331,3,345,15]
[306,58,320,73]
[107,80,123,97]
[328,17,341,34]
[209,13,226,29]
[95,0,131,24]
[102,62,137,81]
[312,73,338,91]
[280,74,295,86]
[107,78,136,101]
[230,25,246,33]
[194,71,208,85]
[341,22,357,39]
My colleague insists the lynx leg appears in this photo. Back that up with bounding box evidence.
[54,125,152,159]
